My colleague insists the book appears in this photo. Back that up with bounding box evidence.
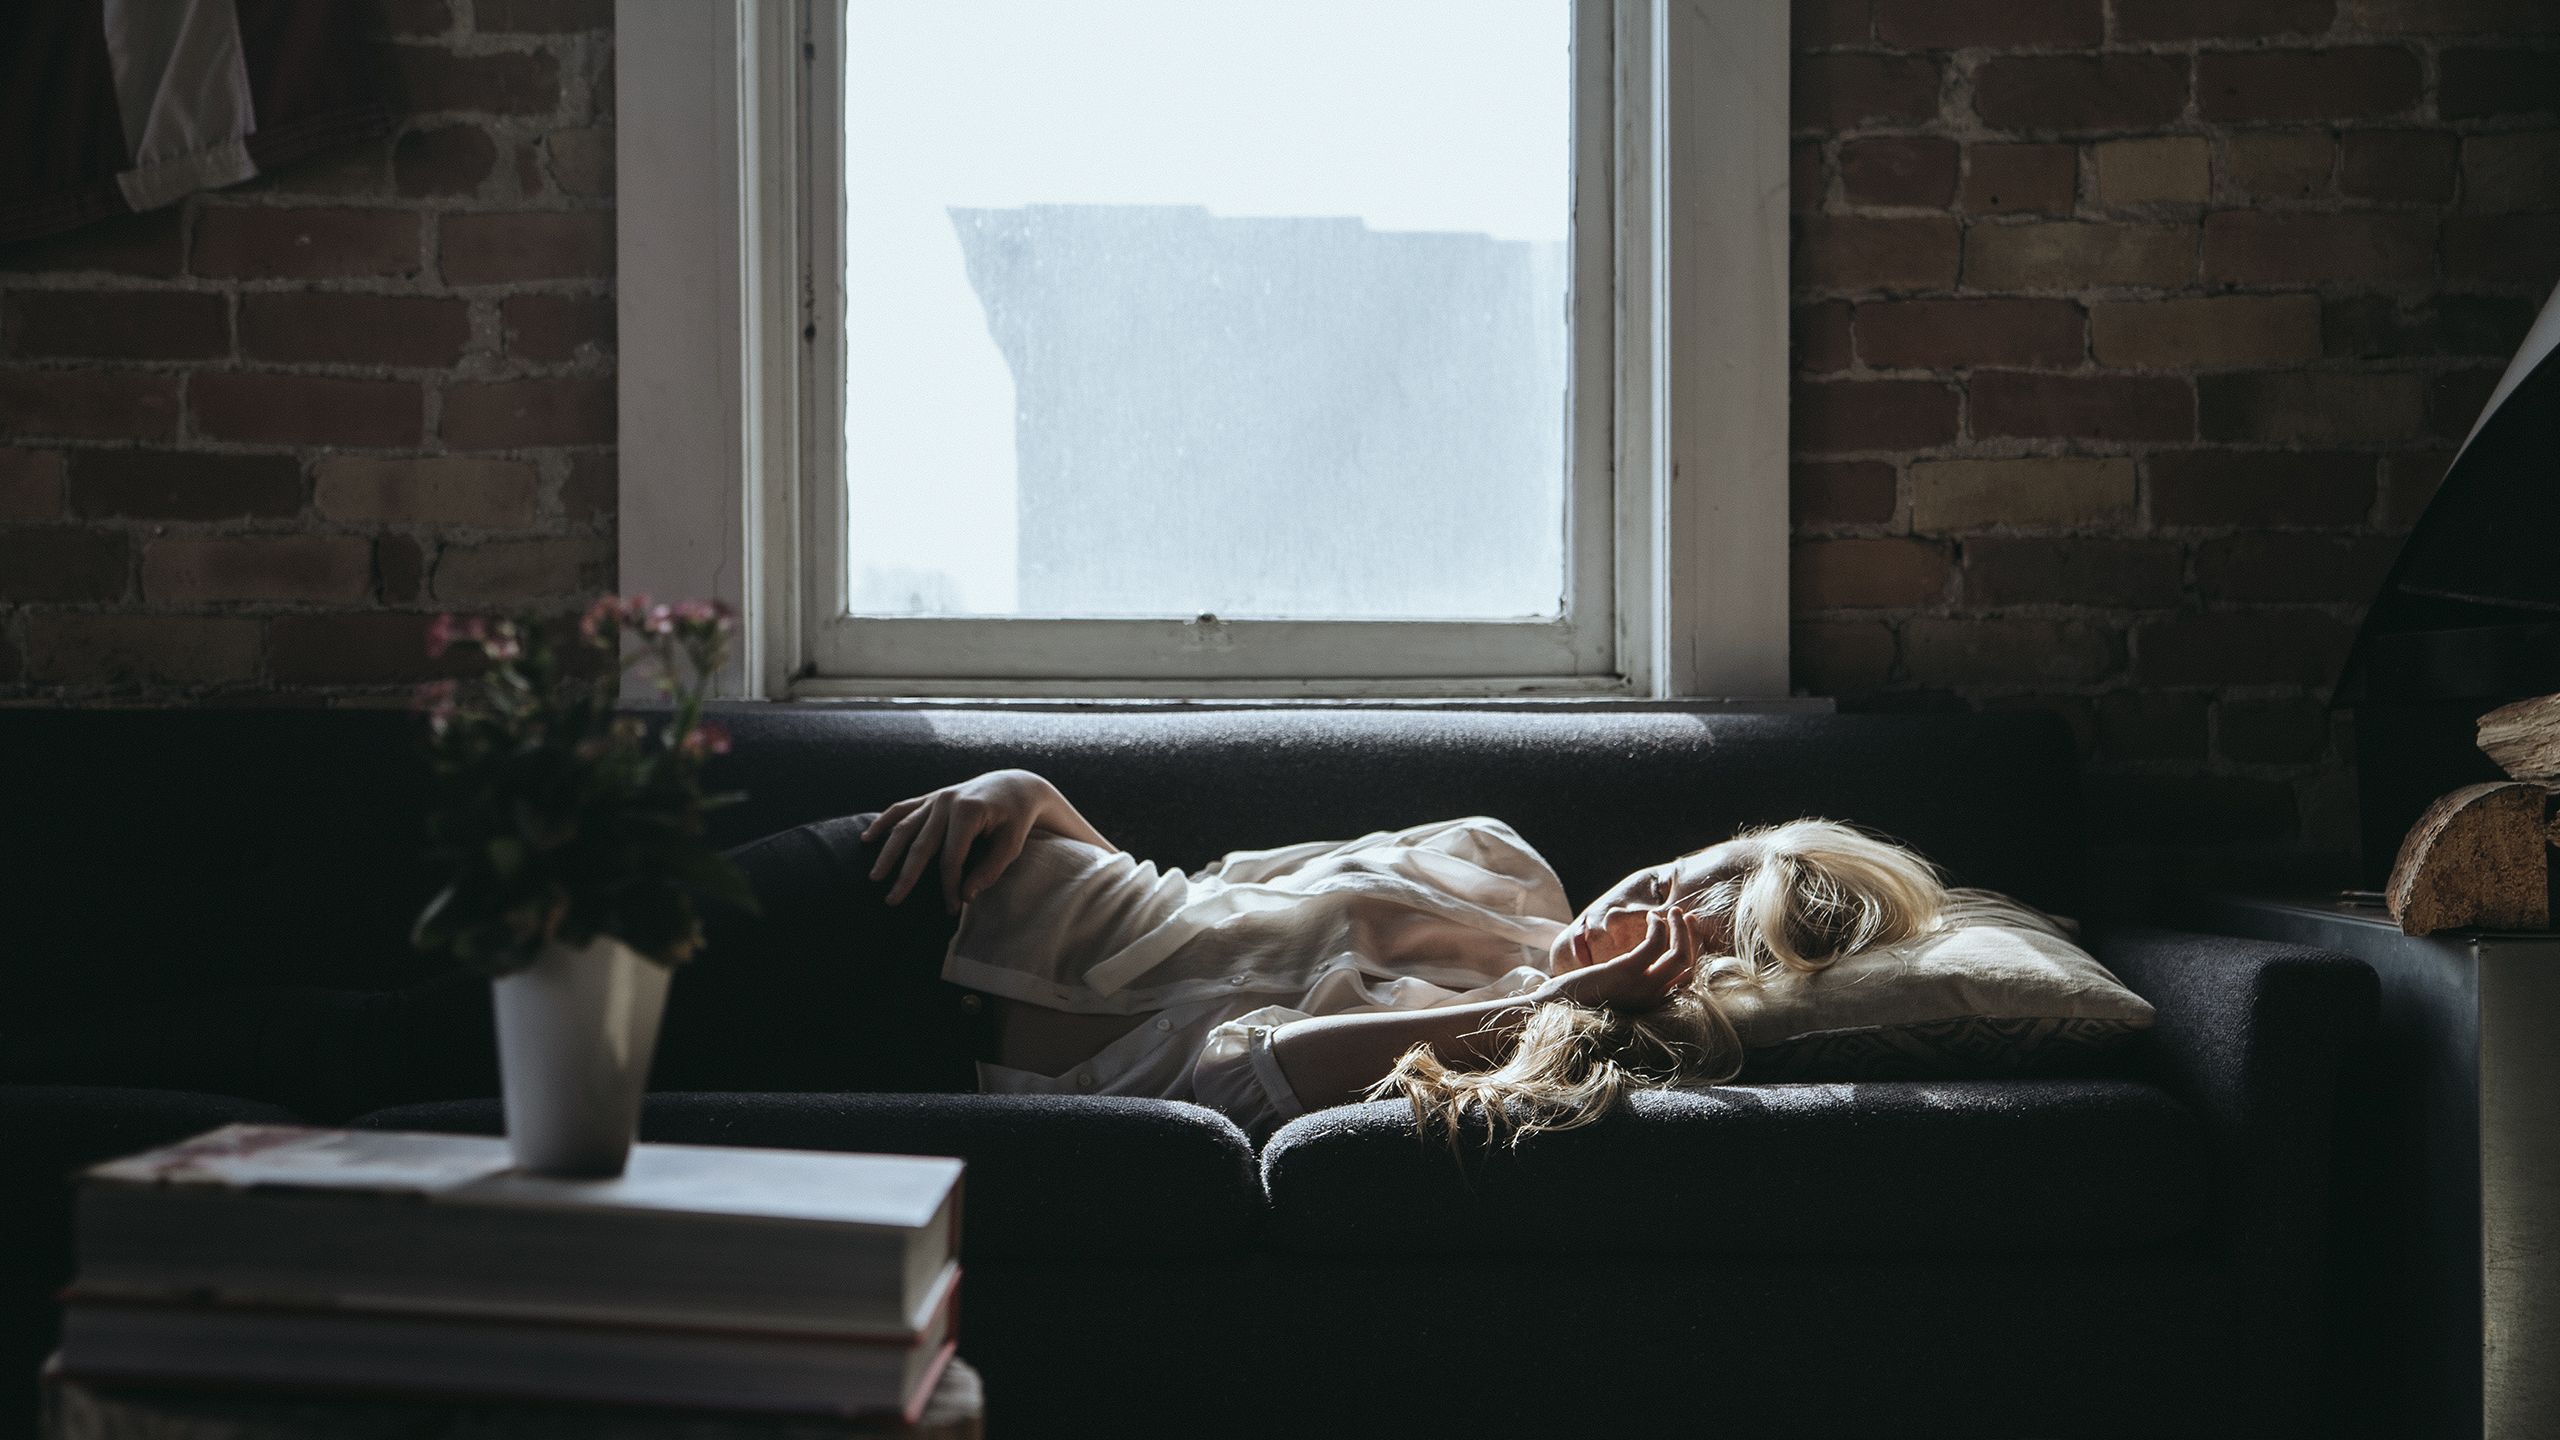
[56,1261,961,1422]
[77,1125,963,1336]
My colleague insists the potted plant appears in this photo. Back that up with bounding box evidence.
[411,596,753,1177]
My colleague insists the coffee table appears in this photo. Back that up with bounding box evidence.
[43,1356,982,1440]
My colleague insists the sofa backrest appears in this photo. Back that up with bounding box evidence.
[0,706,2084,1009]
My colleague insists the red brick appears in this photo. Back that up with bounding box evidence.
[393,124,500,198]
[387,45,563,115]
[1793,621,1897,694]
[0,448,64,520]
[1794,302,1854,375]
[1964,537,2184,606]
[2090,296,2323,369]
[1971,55,2187,133]
[143,535,374,604]
[2428,367,2502,441]
[561,452,615,521]
[378,535,428,605]
[2219,697,2332,764]
[381,0,453,36]
[475,0,613,32]
[191,373,425,448]
[1961,144,2076,214]
[1963,222,2193,290]
[2114,0,2335,40]
[2136,611,2352,686]
[2341,0,2560,33]
[1903,617,2117,683]
[2149,451,2376,528]
[315,456,541,527]
[501,293,615,363]
[1795,0,1873,46]
[1794,215,1962,293]
[440,211,614,285]
[0,370,181,441]
[432,536,614,603]
[1856,298,2084,369]
[2443,215,2560,283]
[1874,0,2100,49]
[2197,49,2422,123]
[241,136,392,199]
[2,290,228,361]
[193,207,422,279]
[2195,533,2395,604]
[2201,212,2434,286]
[2338,131,2459,203]
[2441,49,2557,120]
[2378,450,2452,529]
[1912,458,2136,530]
[443,375,616,449]
[2089,774,2298,843]
[0,527,127,601]
[2224,130,2336,200]
[1793,380,1962,453]
[270,611,481,684]
[547,127,614,198]
[238,292,470,369]
[1970,371,2194,443]
[1792,537,1951,609]
[1792,461,1898,527]
[2096,692,2210,762]
[0,209,183,277]
[68,451,304,520]
[1793,53,1943,131]
[1792,142,1826,211]
[24,613,261,686]
[1839,137,1959,208]
[2462,131,2560,214]
[2198,372,2426,444]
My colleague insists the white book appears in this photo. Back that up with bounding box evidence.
[57,1262,962,1423]
[78,1126,962,1335]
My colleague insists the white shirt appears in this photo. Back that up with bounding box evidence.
[942,817,1571,1135]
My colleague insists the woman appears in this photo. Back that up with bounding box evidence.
[806,766,1948,1143]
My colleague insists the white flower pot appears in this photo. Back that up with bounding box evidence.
[491,935,671,1178]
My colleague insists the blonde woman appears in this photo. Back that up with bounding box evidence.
[824,767,1948,1143]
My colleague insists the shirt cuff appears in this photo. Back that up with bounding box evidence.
[1244,1022,1309,1127]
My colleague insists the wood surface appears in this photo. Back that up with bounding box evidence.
[2386,781,2552,935]
[2478,693,2560,783]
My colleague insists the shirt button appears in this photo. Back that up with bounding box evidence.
[1227,974,1246,986]
[1075,1071,1096,1090]
[1155,1017,1172,1032]
[957,993,983,1013]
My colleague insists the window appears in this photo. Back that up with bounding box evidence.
[615,0,1789,700]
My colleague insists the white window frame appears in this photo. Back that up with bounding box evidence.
[616,0,1790,701]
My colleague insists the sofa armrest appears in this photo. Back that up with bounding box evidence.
[2099,927,2376,1251]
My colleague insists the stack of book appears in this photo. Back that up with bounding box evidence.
[53,1124,964,1422]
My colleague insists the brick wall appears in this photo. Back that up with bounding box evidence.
[0,0,614,699]
[1790,0,2557,886]
[2,0,2555,884]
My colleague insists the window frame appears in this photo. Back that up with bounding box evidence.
[614,0,1790,701]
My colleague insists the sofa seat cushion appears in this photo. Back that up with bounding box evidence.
[351,1091,1263,1263]
[1260,1079,2206,1257]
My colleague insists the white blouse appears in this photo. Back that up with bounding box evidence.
[941,817,1572,1135]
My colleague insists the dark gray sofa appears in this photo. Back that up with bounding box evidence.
[0,706,2375,1439]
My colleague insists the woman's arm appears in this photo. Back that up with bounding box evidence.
[863,768,1115,911]
[1271,909,1702,1111]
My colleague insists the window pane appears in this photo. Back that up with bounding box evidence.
[842,0,1573,620]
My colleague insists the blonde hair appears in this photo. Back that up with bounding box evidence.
[1374,819,1946,1147]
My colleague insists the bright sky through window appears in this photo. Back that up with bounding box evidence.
[843,0,1573,619]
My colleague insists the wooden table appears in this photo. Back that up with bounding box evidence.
[43,1358,982,1440]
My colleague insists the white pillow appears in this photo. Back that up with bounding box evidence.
[1714,890,2155,1080]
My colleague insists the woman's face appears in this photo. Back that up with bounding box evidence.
[1547,839,1761,973]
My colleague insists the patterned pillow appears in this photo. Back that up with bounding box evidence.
[1716,891,2154,1081]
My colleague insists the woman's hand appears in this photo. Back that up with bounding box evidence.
[1535,907,1699,1012]
[863,769,1096,913]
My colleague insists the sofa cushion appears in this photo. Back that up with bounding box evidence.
[352,1092,1264,1263]
[1260,1079,2206,1257]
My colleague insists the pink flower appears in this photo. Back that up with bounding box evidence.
[578,596,619,643]
[678,721,733,758]
[643,603,676,637]
[425,615,490,659]
[411,680,460,734]
[481,623,523,662]
[616,594,654,628]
